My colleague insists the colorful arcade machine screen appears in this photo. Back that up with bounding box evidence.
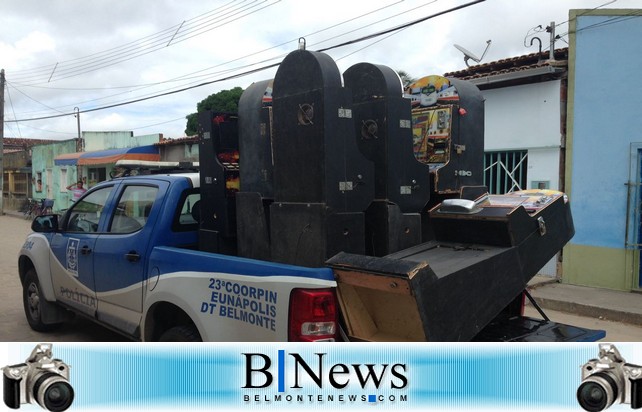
[405,75,460,170]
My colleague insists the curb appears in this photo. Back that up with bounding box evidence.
[527,278,559,290]
[532,296,642,327]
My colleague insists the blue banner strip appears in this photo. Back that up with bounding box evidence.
[3,342,637,411]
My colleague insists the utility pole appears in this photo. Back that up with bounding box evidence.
[0,69,5,215]
[74,107,82,181]
[74,107,81,152]
[548,21,556,61]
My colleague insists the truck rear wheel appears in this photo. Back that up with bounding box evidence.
[159,325,202,342]
[23,268,62,332]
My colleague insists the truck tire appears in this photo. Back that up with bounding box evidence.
[159,325,202,342]
[23,268,62,332]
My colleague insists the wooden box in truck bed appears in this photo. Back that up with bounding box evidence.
[327,191,574,342]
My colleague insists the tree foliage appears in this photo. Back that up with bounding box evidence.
[397,70,417,88]
[184,86,244,136]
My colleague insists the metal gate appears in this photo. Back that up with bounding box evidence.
[484,150,528,194]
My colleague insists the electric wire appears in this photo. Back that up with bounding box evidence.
[308,0,439,50]
[9,0,282,85]
[12,123,76,136]
[525,0,628,53]
[6,0,485,125]
[317,0,483,54]
[7,81,66,115]
[554,0,618,28]
[7,0,243,79]
[130,116,186,130]
[8,0,442,118]
[546,9,642,51]
[9,0,238,75]
[562,9,642,36]
[8,0,272,81]
[5,85,22,138]
[10,0,407,92]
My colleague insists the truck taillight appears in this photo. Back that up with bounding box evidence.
[289,288,337,342]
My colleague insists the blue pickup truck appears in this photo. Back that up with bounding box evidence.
[20,173,338,342]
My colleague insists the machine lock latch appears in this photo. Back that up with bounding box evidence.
[537,216,547,236]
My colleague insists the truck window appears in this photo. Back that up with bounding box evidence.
[66,186,114,233]
[109,185,159,234]
[173,190,201,230]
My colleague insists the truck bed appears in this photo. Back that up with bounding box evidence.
[473,316,606,342]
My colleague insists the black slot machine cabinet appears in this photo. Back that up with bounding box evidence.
[269,49,374,267]
[344,62,431,256]
[238,79,274,197]
[327,190,575,342]
[236,79,274,261]
[197,111,239,255]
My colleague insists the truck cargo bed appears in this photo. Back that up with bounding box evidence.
[328,194,580,342]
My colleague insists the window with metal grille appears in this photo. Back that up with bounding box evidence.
[484,151,528,194]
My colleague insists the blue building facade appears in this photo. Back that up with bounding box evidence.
[564,9,642,291]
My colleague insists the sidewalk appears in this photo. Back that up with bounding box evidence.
[527,275,642,326]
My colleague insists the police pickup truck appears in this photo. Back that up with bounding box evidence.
[20,173,338,342]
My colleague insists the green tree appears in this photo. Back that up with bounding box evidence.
[397,70,417,88]
[184,86,244,135]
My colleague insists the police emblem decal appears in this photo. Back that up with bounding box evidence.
[66,238,80,276]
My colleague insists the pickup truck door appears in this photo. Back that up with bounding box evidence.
[92,182,167,336]
[50,185,117,316]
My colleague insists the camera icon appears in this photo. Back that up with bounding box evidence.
[3,344,74,411]
[577,343,642,411]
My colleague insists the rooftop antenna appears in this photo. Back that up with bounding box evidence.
[454,40,492,67]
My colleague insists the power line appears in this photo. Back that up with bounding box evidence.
[10,0,407,92]
[310,0,439,50]
[6,81,67,115]
[5,84,22,138]
[6,0,485,124]
[317,0,483,53]
[570,10,642,34]
[8,0,439,117]
[130,116,186,130]
[8,1,241,79]
[554,0,618,28]
[555,9,642,42]
[10,122,76,136]
[9,0,282,85]
[526,1,629,53]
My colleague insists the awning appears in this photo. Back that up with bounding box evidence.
[54,145,160,166]
[54,152,84,166]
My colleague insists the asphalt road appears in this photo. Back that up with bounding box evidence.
[1,213,641,342]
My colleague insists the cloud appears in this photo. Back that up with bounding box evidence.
[2,0,641,140]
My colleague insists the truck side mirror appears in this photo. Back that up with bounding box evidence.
[31,215,59,233]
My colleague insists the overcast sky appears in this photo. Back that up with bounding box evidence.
[1,0,639,141]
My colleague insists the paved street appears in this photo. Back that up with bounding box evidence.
[1,213,641,342]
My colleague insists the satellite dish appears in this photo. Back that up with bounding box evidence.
[454,40,492,67]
